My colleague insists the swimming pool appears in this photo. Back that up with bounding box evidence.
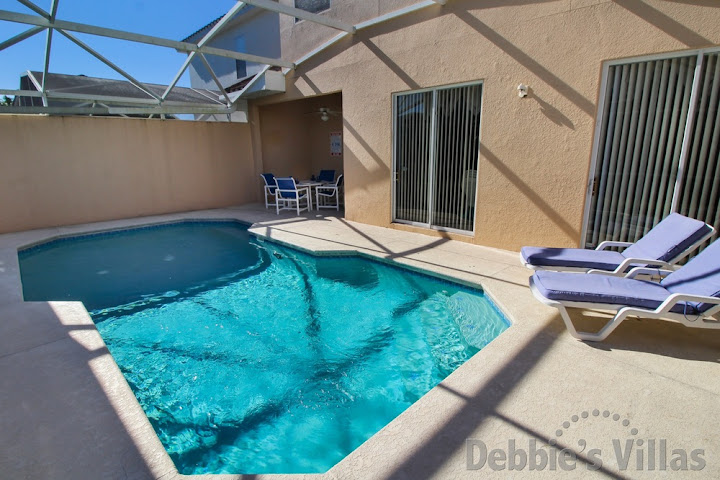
[19,221,509,474]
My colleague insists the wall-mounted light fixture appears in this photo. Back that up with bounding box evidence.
[517,84,529,98]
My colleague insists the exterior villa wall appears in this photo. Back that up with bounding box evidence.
[0,115,257,234]
[3,1,717,248]
[188,7,281,91]
[278,0,420,64]
[253,0,720,251]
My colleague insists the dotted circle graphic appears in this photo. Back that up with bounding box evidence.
[553,408,638,445]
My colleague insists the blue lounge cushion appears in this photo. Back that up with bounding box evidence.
[523,214,711,271]
[521,246,625,270]
[661,238,720,312]
[531,270,692,314]
[622,213,712,262]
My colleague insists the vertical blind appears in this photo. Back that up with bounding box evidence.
[675,52,720,247]
[432,85,483,231]
[393,83,482,233]
[584,52,720,248]
[394,91,433,224]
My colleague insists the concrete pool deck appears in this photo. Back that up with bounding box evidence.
[1,204,718,479]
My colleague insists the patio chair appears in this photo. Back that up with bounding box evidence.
[275,177,310,215]
[315,174,343,211]
[529,238,720,341]
[260,173,277,209]
[317,169,336,183]
[521,213,714,275]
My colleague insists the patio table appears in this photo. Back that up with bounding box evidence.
[296,180,324,210]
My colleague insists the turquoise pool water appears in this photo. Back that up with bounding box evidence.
[19,222,509,474]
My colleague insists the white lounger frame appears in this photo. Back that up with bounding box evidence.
[530,267,720,341]
[522,225,715,275]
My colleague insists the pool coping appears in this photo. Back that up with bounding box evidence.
[1,207,525,480]
[3,204,720,479]
[8,211,518,478]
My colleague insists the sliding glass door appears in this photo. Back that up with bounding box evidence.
[584,49,720,249]
[393,82,482,234]
[394,91,433,225]
[674,52,720,239]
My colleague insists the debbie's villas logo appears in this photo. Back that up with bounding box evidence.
[466,409,706,473]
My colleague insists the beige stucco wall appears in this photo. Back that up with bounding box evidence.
[278,0,419,63]
[0,115,256,234]
[259,99,313,180]
[6,1,716,248]
[254,0,720,250]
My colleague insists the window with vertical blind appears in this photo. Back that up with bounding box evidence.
[583,49,720,250]
[392,82,482,234]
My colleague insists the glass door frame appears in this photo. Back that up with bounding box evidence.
[580,47,720,247]
[391,80,484,236]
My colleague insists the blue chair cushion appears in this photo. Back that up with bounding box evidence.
[532,270,692,314]
[521,246,625,270]
[275,178,307,200]
[279,190,306,199]
[318,170,335,182]
[622,213,712,262]
[317,186,337,195]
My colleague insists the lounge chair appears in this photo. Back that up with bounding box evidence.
[260,173,277,209]
[521,213,713,275]
[315,174,343,211]
[529,238,720,341]
[317,169,335,183]
[275,177,310,215]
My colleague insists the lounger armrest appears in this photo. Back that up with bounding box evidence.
[595,241,633,251]
[587,258,674,277]
[655,293,720,315]
[623,267,674,279]
[616,258,675,276]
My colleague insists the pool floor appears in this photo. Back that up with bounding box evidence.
[18,222,508,474]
